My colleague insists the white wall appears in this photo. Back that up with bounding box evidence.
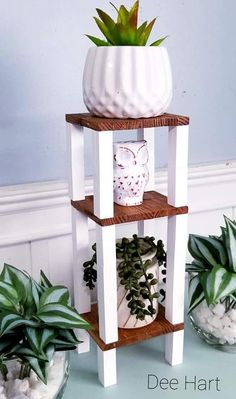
[0,0,236,185]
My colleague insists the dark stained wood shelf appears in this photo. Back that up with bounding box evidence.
[83,303,184,351]
[66,112,189,131]
[71,191,188,226]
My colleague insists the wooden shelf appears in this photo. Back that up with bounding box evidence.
[83,303,184,351]
[71,191,188,226]
[66,112,189,131]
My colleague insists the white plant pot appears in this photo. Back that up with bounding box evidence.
[83,46,173,119]
[117,245,159,329]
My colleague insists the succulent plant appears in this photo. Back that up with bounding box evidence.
[0,264,90,384]
[83,235,166,321]
[86,1,167,47]
[187,216,236,312]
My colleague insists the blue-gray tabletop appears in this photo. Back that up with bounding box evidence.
[64,310,235,399]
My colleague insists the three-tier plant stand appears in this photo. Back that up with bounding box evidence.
[66,112,189,387]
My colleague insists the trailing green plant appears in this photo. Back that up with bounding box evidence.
[186,216,236,313]
[0,264,90,384]
[83,235,166,321]
[86,0,167,47]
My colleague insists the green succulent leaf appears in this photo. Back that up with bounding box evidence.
[37,303,90,329]
[39,286,70,307]
[96,8,116,32]
[93,17,116,44]
[224,216,236,272]
[85,35,110,46]
[128,0,139,29]
[117,5,129,24]
[188,275,205,312]
[140,18,156,46]
[150,36,168,46]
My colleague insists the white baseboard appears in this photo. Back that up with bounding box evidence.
[0,161,236,247]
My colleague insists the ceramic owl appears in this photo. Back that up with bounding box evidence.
[113,140,149,206]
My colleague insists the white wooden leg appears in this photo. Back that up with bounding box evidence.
[165,214,188,324]
[93,131,114,218]
[67,123,85,200]
[71,208,91,353]
[96,224,118,344]
[165,330,184,365]
[97,347,117,387]
[168,125,189,207]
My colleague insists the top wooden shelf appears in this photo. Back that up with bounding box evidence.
[65,112,189,131]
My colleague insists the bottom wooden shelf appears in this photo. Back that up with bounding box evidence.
[83,303,184,351]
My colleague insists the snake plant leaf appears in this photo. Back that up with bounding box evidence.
[39,286,70,307]
[188,275,205,313]
[0,313,39,336]
[93,17,116,44]
[37,303,90,329]
[224,216,236,272]
[200,265,236,305]
[150,36,168,46]
[25,327,56,354]
[85,35,110,46]
[40,270,52,289]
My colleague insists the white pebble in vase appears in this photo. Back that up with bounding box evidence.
[113,140,149,206]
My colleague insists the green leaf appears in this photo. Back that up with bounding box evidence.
[0,264,30,305]
[0,281,20,311]
[0,313,39,336]
[14,345,48,361]
[40,270,52,289]
[186,260,208,273]
[0,358,8,381]
[188,235,227,268]
[57,329,79,344]
[128,0,139,29]
[188,275,205,312]
[25,327,56,354]
[150,36,168,46]
[37,303,90,329]
[136,21,147,44]
[141,18,156,45]
[22,355,47,384]
[200,265,236,305]
[39,286,70,307]
[85,35,110,46]
[224,216,236,272]
[93,17,116,44]
[117,5,129,24]
[96,8,116,32]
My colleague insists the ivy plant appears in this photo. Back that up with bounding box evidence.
[0,264,90,384]
[83,235,166,321]
[86,1,167,46]
[186,216,236,313]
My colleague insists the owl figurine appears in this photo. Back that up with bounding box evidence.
[113,140,149,206]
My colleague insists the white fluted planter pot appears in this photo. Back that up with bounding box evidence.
[83,46,172,119]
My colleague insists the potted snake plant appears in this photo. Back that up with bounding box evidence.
[83,1,172,118]
[0,264,90,398]
[186,216,236,352]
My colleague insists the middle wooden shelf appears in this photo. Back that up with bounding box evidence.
[71,190,188,226]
